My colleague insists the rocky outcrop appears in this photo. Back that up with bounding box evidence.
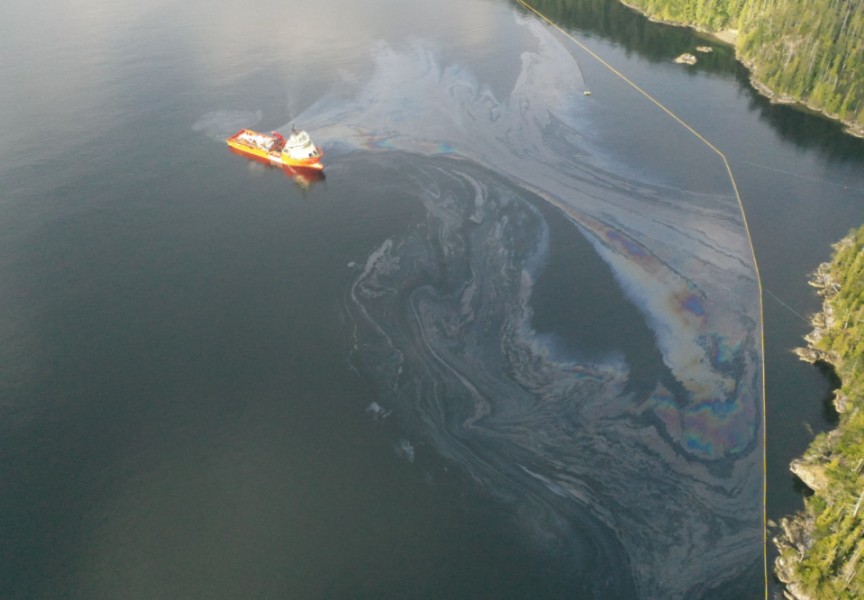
[774,515,815,600]
[674,53,697,65]
[773,228,864,598]
[615,0,864,139]
[789,460,829,493]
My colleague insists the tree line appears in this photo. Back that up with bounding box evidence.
[774,226,864,599]
[621,0,864,134]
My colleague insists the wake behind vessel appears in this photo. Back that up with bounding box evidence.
[227,125,324,170]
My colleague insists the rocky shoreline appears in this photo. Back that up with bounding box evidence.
[741,61,864,140]
[616,1,864,139]
[773,232,864,599]
[772,262,837,600]
[774,510,817,600]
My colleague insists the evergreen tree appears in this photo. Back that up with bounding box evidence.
[619,0,864,135]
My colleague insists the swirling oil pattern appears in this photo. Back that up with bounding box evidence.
[302,14,762,600]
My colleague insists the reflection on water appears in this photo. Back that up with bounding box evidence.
[297,15,763,599]
[0,0,782,595]
[524,0,738,73]
[226,147,327,190]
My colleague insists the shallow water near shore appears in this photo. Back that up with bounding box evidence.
[0,0,863,598]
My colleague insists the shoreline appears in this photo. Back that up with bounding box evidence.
[615,1,864,139]
[773,231,864,599]
[774,262,837,600]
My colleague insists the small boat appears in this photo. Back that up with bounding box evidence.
[227,125,324,170]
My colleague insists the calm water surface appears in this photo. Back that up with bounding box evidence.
[1,0,862,598]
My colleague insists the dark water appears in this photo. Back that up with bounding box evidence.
[1,0,862,598]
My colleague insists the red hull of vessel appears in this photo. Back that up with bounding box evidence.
[228,146,326,185]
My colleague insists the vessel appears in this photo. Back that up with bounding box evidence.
[227,126,324,170]
[226,146,325,189]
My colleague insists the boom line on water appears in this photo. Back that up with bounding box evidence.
[512,1,770,597]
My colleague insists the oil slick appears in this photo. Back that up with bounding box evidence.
[301,15,760,600]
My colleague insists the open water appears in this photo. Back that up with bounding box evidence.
[1,0,863,598]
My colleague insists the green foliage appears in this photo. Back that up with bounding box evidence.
[779,224,864,598]
[621,0,745,29]
[619,0,864,133]
[807,493,828,516]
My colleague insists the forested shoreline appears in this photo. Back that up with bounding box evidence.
[773,227,864,600]
[612,0,864,136]
[602,0,864,595]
